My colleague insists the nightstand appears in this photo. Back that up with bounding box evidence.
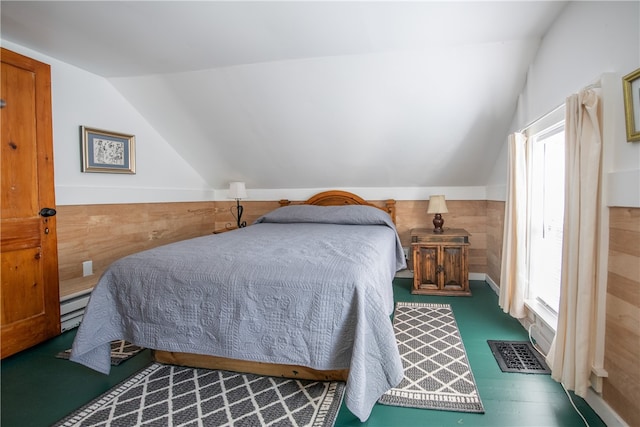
[411,228,471,296]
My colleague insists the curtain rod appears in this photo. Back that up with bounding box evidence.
[518,102,565,134]
[518,80,602,134]
[582,81,602,91]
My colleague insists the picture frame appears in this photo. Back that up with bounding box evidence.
[622,68,640,142]
[80,126,136,173]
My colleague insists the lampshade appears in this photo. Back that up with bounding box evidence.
[228,182,247,199]
[427,195,448,213]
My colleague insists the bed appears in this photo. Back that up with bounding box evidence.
[70,190,405,421]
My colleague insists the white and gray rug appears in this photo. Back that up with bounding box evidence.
[378,302,484,413]
[53,363,345,427]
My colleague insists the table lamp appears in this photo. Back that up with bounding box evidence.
[427,195,448,233]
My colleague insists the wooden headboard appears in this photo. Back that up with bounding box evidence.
[279,190,397,224]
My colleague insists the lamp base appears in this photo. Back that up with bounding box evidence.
[232,201,247,228]
[432,213,444,233]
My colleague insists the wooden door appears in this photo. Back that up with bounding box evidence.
[1,48,60,358]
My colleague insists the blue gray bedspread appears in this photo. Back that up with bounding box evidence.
[70,205,406,421]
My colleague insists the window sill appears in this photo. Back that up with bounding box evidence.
[524,299,558,333]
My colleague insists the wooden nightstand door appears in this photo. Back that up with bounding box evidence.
[440,244,468,291]
[413,245,439,291]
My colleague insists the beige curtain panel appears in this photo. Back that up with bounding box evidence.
[499,132,527,319]
[547,88,603,398]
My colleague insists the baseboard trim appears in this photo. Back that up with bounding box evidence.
[484,274,500,294]
[584,388,629,427]
[465,272,503,296]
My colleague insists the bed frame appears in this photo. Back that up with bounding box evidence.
[153,190,397,381]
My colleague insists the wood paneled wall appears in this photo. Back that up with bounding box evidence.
[486,201,505,286]
[57,202,216,297]
[603,207,640,427]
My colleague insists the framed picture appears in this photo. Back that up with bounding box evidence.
[623,68,640,142]
[80,126,136,173]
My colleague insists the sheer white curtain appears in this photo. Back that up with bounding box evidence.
[546,88,602,397]
[499,132,527,319]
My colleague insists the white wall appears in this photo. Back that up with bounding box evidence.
[2,39,496,204]
[486,1,640,207]
[2,40,215,205]
[8,1,637,206]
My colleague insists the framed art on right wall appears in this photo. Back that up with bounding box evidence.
[623,68,640,142]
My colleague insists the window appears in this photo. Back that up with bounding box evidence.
[527,124,565,315]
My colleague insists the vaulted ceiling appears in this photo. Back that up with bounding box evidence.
[1,1,567,190]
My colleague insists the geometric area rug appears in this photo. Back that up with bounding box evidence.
[378,302,484,413]
[52,362,345,427]
[56,340,145,366]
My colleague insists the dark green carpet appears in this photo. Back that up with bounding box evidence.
[1,279,605,427]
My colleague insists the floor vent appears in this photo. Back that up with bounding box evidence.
[487,340,551,374]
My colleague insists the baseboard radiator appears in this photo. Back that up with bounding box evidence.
[60,289,92,332]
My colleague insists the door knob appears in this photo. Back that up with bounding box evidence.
[39,208,57,217]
